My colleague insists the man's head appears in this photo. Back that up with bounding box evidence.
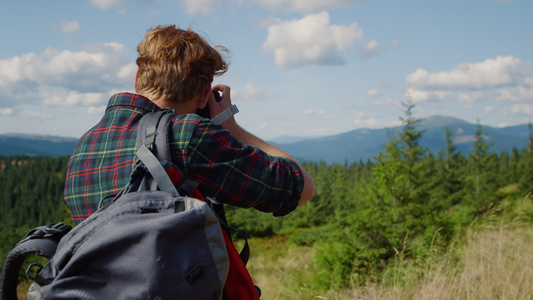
[135,25,228,104]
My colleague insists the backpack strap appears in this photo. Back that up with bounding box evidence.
[134,108,179,194]
[135,109,251,266]
[0,223,71,300]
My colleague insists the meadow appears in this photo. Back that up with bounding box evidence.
[245,195,533,299]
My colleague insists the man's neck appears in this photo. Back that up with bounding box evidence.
[140,93,197,115]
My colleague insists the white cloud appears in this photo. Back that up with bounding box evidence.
[43,90,107,107]
[303,108,314,115]
[367,89,382,97]
[457,91,486,103]
[180,0,219,15]
[353,117,379,127]
[0,43,135,108]
[87,105,107,115]
[407,56,530,91]
[494,86,533,102]
[405,88,451,103]
[508,103,533,115]
[233,83,277,102]
[390,39,401,48]
[19,110,54,119]
[90,0,153,10]
[361,39,379,59]
[371,97,400,107]
[484,106,495,113]
[404,55,533,122]
[263,12,363,69]
[61,21,80,34]
[256,0,361,14]
[0,108,13,116]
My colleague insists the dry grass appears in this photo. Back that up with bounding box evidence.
[248,197,533,300]
[245,235,323,300]
[339,223,533,300]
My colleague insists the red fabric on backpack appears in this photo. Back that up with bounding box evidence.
[221,229,260,300]
[168,167,260,299]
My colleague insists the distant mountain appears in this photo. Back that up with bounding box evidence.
[273,115,532,164]
[268,135,319,144]
[0,133,78,157]
[2,116,531,162]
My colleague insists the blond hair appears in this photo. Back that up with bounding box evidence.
[136,25,228,103]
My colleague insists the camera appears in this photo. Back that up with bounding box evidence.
[196,91,222,119]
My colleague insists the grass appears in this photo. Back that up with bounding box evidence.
[246,196,533,299]
[13,196,533,299]
[243,235,324,299]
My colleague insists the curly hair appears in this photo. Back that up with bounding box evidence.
[136,25,229,103]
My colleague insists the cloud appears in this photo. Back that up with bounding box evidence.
[0,108,13,116]
[263,12,363,69]
[19,110,54,120]
[232,83,278,102]
[361,39,379,59]
[0,43,135,108]
[302,108,314,115]
[367,89,382,97]
[405,88,451,103]
[484,106,495,113]
[256,0,361,14]
[390,39,401,48]
[405,55,533,107]
[494,86,533,102]
[180,0,219,15]
[61,21,80,34]
[353,117,379,127]
[43,90,107,107]
[457,91,486,103]
[90,0,153,10]
[371,97,400,107]
[87,105,107,115]
[407,56,530,91]
[508,103,533,115]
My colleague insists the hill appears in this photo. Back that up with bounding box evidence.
[1,115,531,162]
[273,115,531,164]
[0,133,78,157]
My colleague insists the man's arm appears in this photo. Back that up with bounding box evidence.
[209,85,315,205]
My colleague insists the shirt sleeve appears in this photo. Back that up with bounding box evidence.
[183,118,304,216]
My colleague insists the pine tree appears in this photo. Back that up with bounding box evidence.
[465,122,497,210]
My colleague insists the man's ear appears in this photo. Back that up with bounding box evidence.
[196,86,211,109]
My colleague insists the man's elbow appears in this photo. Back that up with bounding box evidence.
[298,174,315,205]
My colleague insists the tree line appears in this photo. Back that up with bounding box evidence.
[226,104,533,289]
[1,104,532,290]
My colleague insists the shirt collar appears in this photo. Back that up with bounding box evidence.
[106,93,160,113]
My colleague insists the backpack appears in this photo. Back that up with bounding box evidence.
[0,109,260,300]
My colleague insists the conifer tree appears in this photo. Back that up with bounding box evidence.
[465,122,497,210]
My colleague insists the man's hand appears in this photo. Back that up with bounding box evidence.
[209,84,239,130]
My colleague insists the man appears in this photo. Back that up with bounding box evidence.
[64,25,314,224]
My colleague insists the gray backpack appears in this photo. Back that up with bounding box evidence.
[0,109,257,300]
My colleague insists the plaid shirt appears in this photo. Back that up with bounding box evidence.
[65,93,303,224]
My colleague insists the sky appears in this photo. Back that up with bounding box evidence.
[0,0,532,140]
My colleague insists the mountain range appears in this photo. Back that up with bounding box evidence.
[1,115,531,163]
[0,133,78,157]
[272,115,531,164]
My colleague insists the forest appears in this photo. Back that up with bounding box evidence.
[1,104,532,298]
